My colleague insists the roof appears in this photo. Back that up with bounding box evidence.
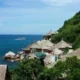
[44,30,56,36]
[30,43,40,49]
[53,48,63,55]
[39,40,54,46]
[55,39,72,49]
[24,40,54,50]
[23,42,40,50]
[0,65,7,80]
[23,43,36,50]
[61,48,80,61]
[5,51,15,57]
[36,40,55,50]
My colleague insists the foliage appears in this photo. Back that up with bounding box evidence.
[73,36,80,49]
[11,59,44,80]
[51,11,80,49]
[63,48,69,54]
[11,56,80,80]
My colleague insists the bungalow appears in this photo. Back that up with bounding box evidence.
[55,39,72,49]
[54,39,72,53]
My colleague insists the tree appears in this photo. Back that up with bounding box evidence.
[51,11,80,49]
[11,56,80,80]
[11,59,44,80]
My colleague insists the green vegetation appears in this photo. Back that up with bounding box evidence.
[51,11,80,49]
[11,59,44,80]
[63,48,69,54]
[11,56,80,80]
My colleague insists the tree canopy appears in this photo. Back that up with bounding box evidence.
[11,56,80,80]
[51,11,80,49]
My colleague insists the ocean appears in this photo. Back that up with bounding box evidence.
[0,35,43,68]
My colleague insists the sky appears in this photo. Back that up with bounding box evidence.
[0,0,80,34]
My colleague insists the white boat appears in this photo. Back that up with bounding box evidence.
[15,37,26,40]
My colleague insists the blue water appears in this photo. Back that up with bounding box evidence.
[0,35,42,68]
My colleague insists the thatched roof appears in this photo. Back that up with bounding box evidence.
[53,48,63,55]
[23,43,36,50]
[5,51,15,57]
[36,40,54,50]
[0,65,7,80]
[61,48,80,61]
[55,39,72,49]
[44,54,56,68]
[23,43,40,50]
[24,40,54,51]
[44,30,56,36]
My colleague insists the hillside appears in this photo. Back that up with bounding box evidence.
[51,11,80,49]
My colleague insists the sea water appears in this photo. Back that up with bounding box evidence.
[0,35,42,68]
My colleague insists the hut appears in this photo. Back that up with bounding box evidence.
[44,54,57,68]
[0,65,11,80]
[43,30,56,40]
[24,42,41,54]
[54,39,72,52]
[24,40,55,54]
[23,44,32,54]
[61,48,80,61]
[4,51,15,60]
[36,40,55,53]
